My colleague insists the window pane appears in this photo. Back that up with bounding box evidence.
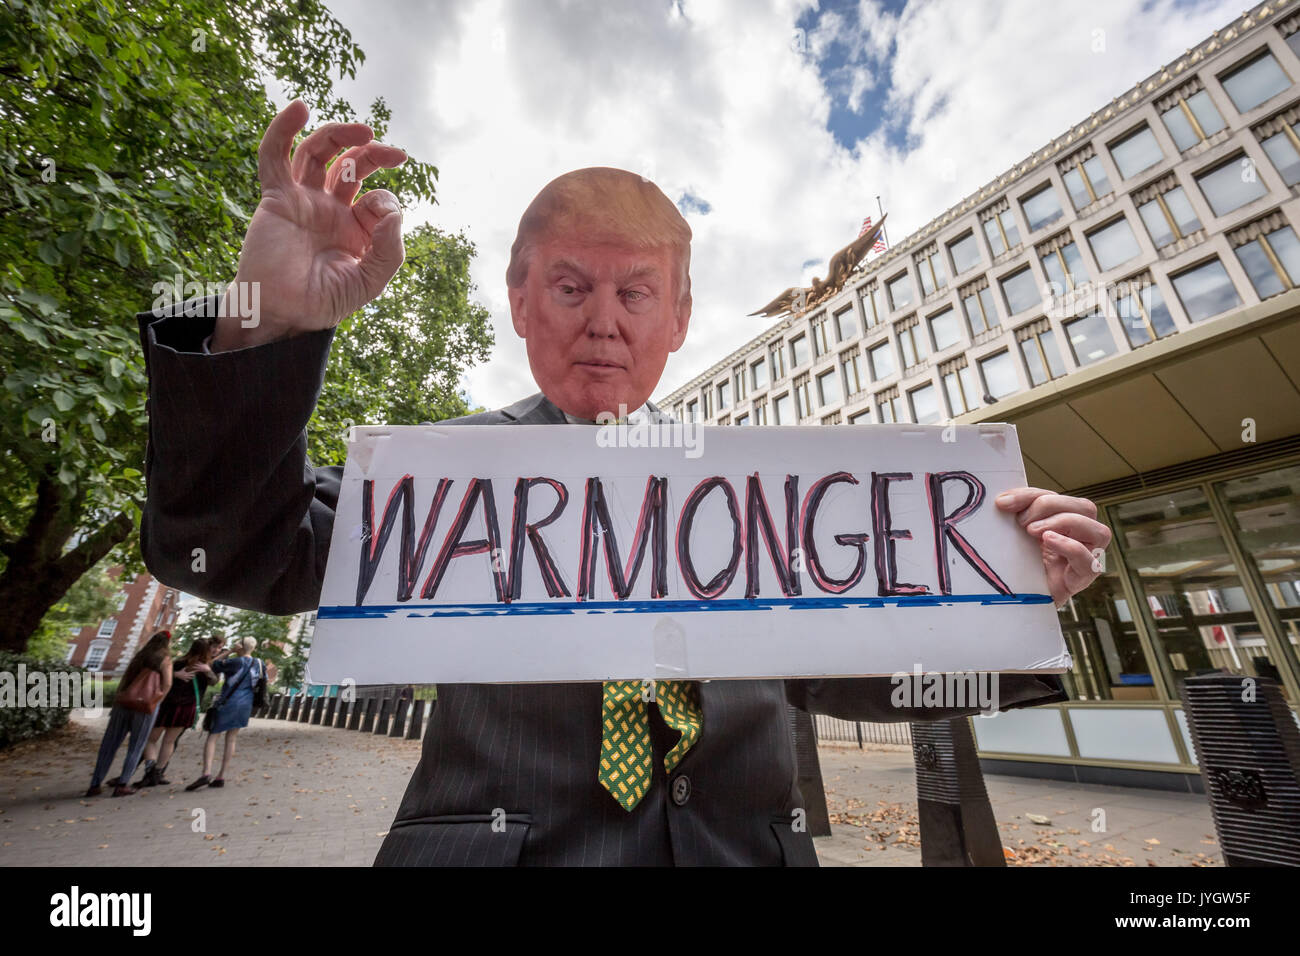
[1161,103,1200,151]
[1220,52,1290,113]
[1064,312,1118,366]
[1262,131,1300,185]
[999,210,1021,248]
[1056,556,1158,701]
[1021,184,1064,232]
[1218,466,1300,659]
[886,273,913,311]
[929,254,946,290]
[1290,30,1300,60]
[1164,186,1202,236]
[983,217,1007,256]
[1020,337,1047,385]
[1236,238,1287,298]
[909,383,941,424]
[1114,487,1276,691]
[918,261,936,297]
[736,414,749,426]
[816,368,840,406]
[773,393,792,424]
[751,357,767,389]
[1088,218,1142,271]
[1118,292,1153,346]
[949,232,982,273]
[848,409,872,424]
[1083,156,1112,198]
[979,350,1019,398]
[978,288,998,329]
[1171,259,1242,322]
[878,396,897,423]
[1195,156,1268,216]
[1186,90,1225,138]
[943,372,966,415]
[868,341,895,380]
[1268,225,1300,286]
[1001,267,1042,315]
[1110,126,1164,179]
[790,334,809,367]
[1062,167,1089,209]
[929,307,961,350]
[1143,283,1176,338]
[1138,198,1176,248]
[834,307,857,341]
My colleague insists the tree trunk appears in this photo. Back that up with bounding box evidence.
[0,472,133,653]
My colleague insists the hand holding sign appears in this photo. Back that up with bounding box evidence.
[211,100,409,351]
[995,487,1112,607]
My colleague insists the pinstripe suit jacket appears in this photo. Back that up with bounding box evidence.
[136,297,1065,866]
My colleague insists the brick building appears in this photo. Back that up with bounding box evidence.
[65,569,182,677]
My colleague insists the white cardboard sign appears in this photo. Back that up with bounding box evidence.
[308,422,1069,684]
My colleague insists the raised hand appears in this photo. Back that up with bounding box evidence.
[995,487,1112,607]
[211,100,409,351]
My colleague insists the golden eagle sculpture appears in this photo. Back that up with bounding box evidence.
[749,214,888,319]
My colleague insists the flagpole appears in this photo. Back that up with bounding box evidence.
[876,194,888,248]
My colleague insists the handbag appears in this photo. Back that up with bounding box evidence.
[251,659,268,710]
[202,658,255,732]
[118,667,165,714]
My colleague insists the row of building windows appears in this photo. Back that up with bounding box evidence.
[670,28,1300,426]
[681,215,1298,426]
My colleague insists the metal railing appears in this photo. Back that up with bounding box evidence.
[813,714,912,747]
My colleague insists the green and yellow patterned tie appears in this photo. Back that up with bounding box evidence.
[598,680,703,811]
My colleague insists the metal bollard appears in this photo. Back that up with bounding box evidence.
[909,718,1005,867]
[785,705,831,837]
[270,694,285,719]
[389,698,410,737]
[298,693,313,723]
[406,699,426,739]
[335,697,352,729]
[310,696,325,725]
[1182,674,1300,867]
[359,697,378,733]
[288,694,303,722]
[374,697,393,735]
[324,696,337,726]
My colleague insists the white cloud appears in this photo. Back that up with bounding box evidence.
[299,0,1244,412]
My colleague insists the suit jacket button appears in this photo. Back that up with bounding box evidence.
[671,775,691,806]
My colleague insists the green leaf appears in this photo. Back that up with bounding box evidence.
[53,390,75,411]
[113,238,130,267]
[37,240,62,266]
[108,357,125,378]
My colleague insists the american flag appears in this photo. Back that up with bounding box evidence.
[858,215,887,252]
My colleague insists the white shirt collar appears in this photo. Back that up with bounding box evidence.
[561,402,650,425]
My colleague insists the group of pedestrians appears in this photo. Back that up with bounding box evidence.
[85,629,275,797]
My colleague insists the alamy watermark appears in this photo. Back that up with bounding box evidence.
[595,404,704,459]
[0,665,103,715]
[890,664,1000,714]
[151,274,260,327]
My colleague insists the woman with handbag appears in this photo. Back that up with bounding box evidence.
[185,636,276,791]
[85,630,175,798]
[135,637,230,787]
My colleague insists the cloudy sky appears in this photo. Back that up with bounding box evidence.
[305,0,1244,410]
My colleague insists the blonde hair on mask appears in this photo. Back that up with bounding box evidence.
[506,167,692,309]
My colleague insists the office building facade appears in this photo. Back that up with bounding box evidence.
[658,0,1300,789]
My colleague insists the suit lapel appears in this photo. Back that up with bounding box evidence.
[499,393,567,425]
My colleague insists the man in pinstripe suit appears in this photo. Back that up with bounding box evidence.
[136,101,1110,865]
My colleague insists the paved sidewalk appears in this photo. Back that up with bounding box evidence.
[0,714,1219,866]
[1,713,420,866]
[815,743,1221,866]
